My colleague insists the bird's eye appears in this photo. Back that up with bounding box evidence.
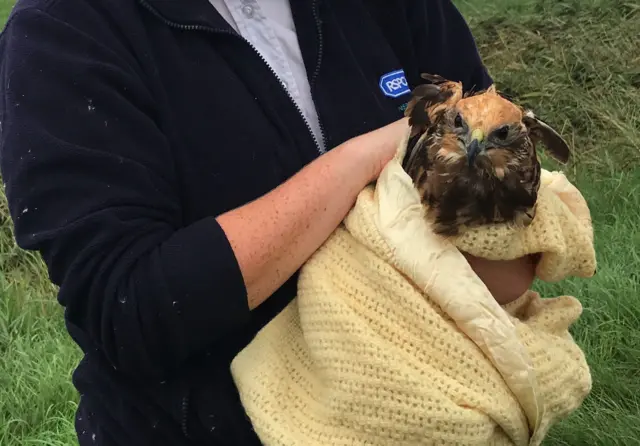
[493,125,510,140]
[454,113,464,128]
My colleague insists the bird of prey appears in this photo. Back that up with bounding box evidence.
[402,73,571,236]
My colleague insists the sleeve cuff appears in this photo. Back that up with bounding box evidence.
[159,216,251,354]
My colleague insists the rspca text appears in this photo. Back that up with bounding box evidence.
[379,70,410,98]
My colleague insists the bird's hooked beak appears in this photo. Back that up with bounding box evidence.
[467,128,485,167]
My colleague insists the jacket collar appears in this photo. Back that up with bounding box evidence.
[138,0,323,31]
[137,0,234,31]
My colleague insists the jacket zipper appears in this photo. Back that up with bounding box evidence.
[310,0,326,149]
[136,0,326,155]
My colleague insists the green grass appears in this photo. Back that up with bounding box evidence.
[1,0,639,444]
[0,164,80,443]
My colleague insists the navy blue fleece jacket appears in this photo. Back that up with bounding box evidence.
[0,0,492,444]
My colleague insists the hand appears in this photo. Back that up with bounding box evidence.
[462,252,540,305]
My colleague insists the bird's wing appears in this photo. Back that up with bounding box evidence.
[523,111,571,164]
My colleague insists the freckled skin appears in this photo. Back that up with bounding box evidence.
[402,73,570,236]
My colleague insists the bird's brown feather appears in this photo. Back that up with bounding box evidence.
[402,73,570,236]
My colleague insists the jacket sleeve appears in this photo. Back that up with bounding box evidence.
[406,0,493,93]
[0,6,250,380]
[502,291,592,439]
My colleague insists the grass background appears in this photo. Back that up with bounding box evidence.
[1,0,639,444]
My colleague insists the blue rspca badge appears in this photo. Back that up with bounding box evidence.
[379,69,410,98]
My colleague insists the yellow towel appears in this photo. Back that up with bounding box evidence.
[230,128,596,446]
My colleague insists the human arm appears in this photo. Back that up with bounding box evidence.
[218,119,407,310]
[221,116,538,311]
[0,5,405,380]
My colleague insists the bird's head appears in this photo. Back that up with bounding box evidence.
[441,87,571,177]
[403,75,571,181]
[449,91,529,175]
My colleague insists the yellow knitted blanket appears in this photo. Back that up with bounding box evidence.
[230,129,596,446]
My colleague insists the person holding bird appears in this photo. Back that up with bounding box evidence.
[0,0,569,445]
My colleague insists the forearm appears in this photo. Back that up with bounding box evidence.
[217,122,404,310]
